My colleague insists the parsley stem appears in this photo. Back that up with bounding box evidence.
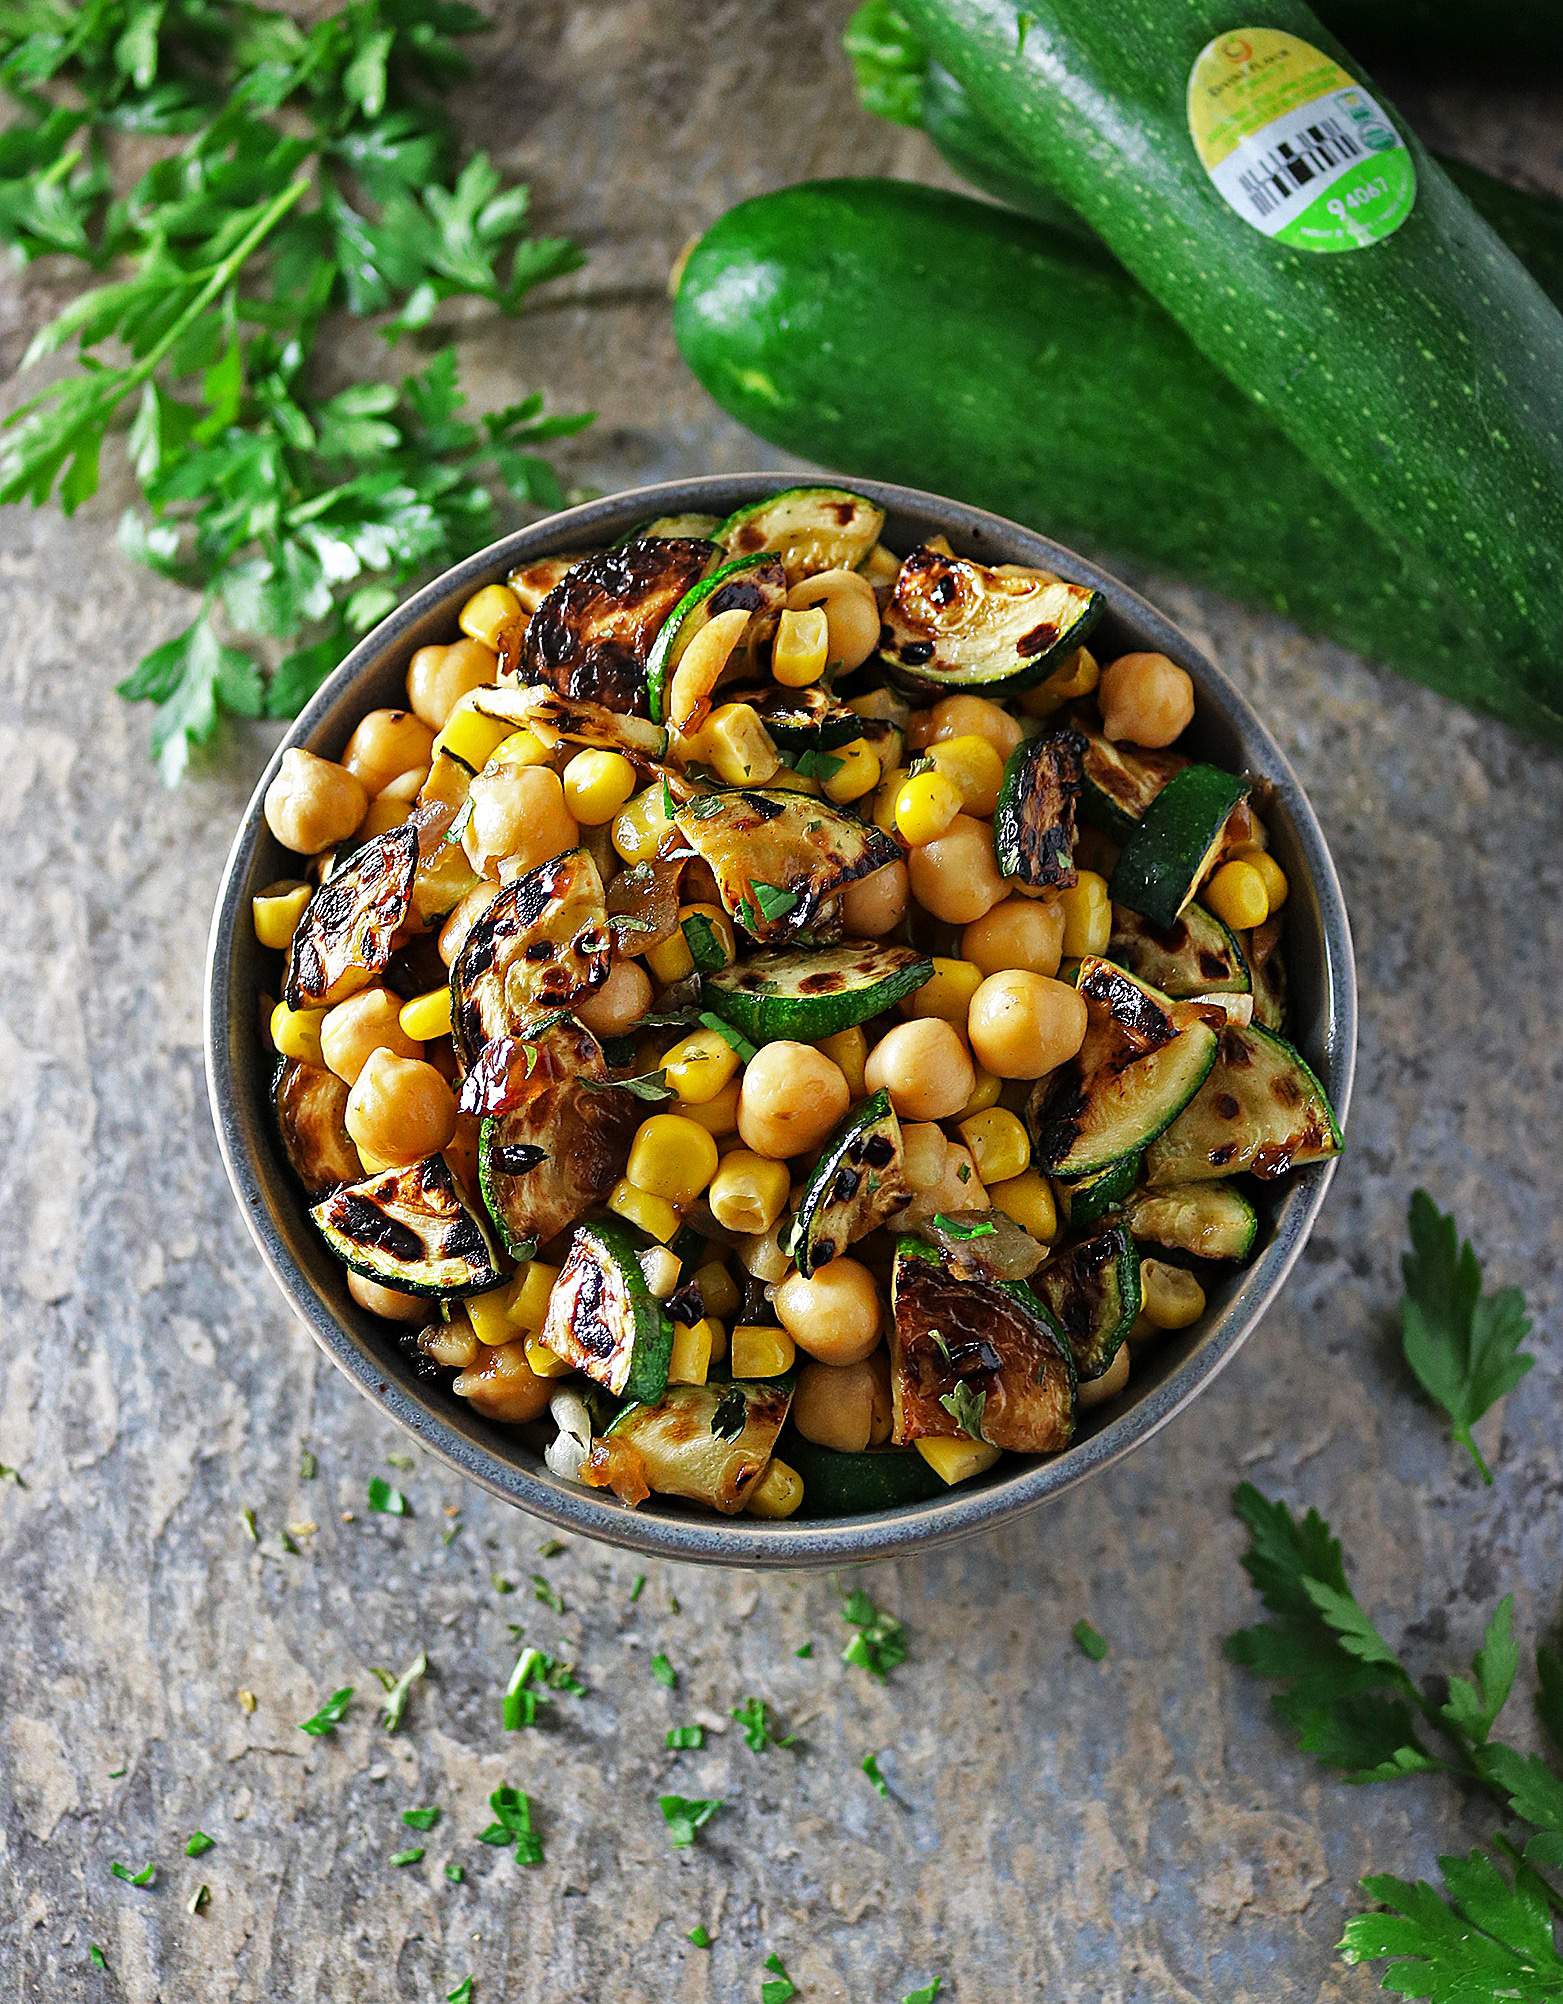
[1454,1424,1494,1487]
[1492,1832,1563,1916]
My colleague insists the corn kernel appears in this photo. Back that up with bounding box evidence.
[660,1028,741,1106]
[645,929,696,987]
[1139,1259,1206,1332]
[1204,859,1269,931]
[820,737,881,805]
[1241,848,1289,914]
[681,702,780,786]
[638,1244,682,1299]
[252,881,311,951]
[915,1437,1004,1485]
[744,1455,804,1518]
[988,1168,1058,1241]
[431,694,510,771]
[524,1335,575,1378]
[668,1317,716,1386]
[862,543,901,587]
[905,956,983,1024]
[627,1114,721,1206]
[708,1150,791,1235]
[418,750,475,810]
[772,605,830,687]
[507,1260,560,1332]
[356,1146,399,1177]
[358,791,414,839]
[1057,870,1112,958]
[957,1066,1003,1118]
[1021,645,1099,717]
[562,748,636,826]
[820,1026,867,1098]
[927,733,1005,816]
[611,783,676,864]
[681,1077,741,1138]
[399,987,453,1041]
[607,1178,681,1242]
[731,1323,796,1378]
[270,1000,328,1066]
[895,767,963,846]
[694,1257,741,1322]
[466,1284,516,1347]
[957,1107,1031,1184]
[488,726,554,768]
[458,582,523,650]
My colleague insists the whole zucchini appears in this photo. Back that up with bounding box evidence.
[674,179,1562,738]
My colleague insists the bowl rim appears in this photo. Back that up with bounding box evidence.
[205,471,1356,1569]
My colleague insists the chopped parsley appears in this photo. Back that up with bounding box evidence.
[750,881,799,924]
[608,1068,676,1102]
[107,1766,126,1779]
[761,1952,797,2004]
[538,1538,566,1558]
[367,1476,409,1517]
[862,1752,890,1798]
[651,1652,678,1689]
[903,1983,943,2004]
[184,1831,215,1857]
[188,1883,211,1916]
[630,1574,647,1603]
[110,1860,156,1887]
[841,1588,907,1680]
[0,1464,25,1485]
[387,1452,415,1470]
[479,1785,543,1867]
[688,1924,713,1949]
[239,1505,259,1542]
[530,1573,565,1615]
[795,1642,814,1659]
[931,1212,997,1239]
[503,1646,548,1730]
[447,1980,475,2003]
[939,1382,989,1442]
[372,1651,427,1733]
[667,1724,704,1750]
[698,1010,759,1061]
[491,1572,515,1595]
[402,1806,441,1831]
[445,1863,464,1883]
[660,1794,723,1848]
[1073,1620,1109,1662]
[88,1945,107,1969]
[297,1686,354,1736]
[793,747,846,782]
[389,1846,425,1868]
[732,1697,796,1752]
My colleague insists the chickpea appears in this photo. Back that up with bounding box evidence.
[419,1315,479,1370]
[925,692,1023,761]
[345,1049,457,1165]
[840,858,909,937]
[1077,1341,1131,1409]
[1098,651,1195,749]
[908,813,1006,925]
[346,1268,430,1326]
[737,1042,851,1159]
[900,1120,951,1191]
[913,1139,991,1217]
[792,1352,893,1453]
[439,880,501,966]
[405,637,497,731]
[962,896,1065,978]
[864,1018,974,1122]
[574,956,653,1037]
[462,763,579,880]
[786,568,880,670]
[774,1257,883,1366]
[320,984,423,1085]
[341,708,436,796]
[263,748,368,855]
[967,970,1087,1080]
[452,1338,553,1424]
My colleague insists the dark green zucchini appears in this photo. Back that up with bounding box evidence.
[704,940,931,1042]
[1059,1149,1140,1229]
[313,1155,503,1298]
[672,789,900,942]
[715,485,884,583]
[1126,1183,1260,1262]
[1109,902,1250,999]
[1032,1225,1140,1381]
[881,544,1102,694]
[1109,766,1250,929]
[644,552,787,724]
[604,1376,794,1512]
[789,1438,945,1515]
[1146,1024,1343,1186]
[285,824,418,1008]
[538,1218,674,1403]
[449,848,613,1067]
[992,726,1084,888]
[725,681,878,750]
[273,1058,360,1196]
[1247,916,1288,1032]
[788,1089,908,1276]
[1078,730,1185,841]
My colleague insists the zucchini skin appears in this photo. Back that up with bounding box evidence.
[897,0,1563,715]
[675,178,1562,741]
[787,1438,946,1515]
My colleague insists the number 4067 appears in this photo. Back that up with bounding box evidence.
[1329,176,1388,217]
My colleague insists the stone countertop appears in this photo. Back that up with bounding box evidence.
[2,8,1560,2000]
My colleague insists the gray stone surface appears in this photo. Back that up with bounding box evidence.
[2,10,1560,2000]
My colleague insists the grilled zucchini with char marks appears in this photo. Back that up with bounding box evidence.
[449,848,612,1067]
[285,824,418,1008]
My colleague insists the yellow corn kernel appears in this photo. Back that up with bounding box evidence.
[607,1177,681,1242]
[682,702,780,786]
[745,1455,804,1519]
[764,767,822,797]
[708,1150,792,1235]
[731,1323,796,1378]
[253,881,311,951]
[356,1145,399,1177]
[431,694,510,771]
[1021,645,1099,717]
[906,956,983,1024]
[928,733,1005,816]
[458,582,523,650]
[988,1168,1058,1242]
[644,929,696,987]
[820,736,881,805]
[668,1317,717,1386]
[466,1284,516,1347]
[681,1076,741,1138]
[628,1114,721,1206]
[1241,848,1289,914]
[611,782,676,864]
[660,1027,741,1106]
[1204,859,1269,931]
[270,1000,328,1066]
[488,727,555,769]
[915,1436,1004,1485]
[562,748,637,826]
[957,1066,1003,1118]
[1139,1259,1206,1332]
[957,1107,1031,1185]
[638,1243,682,1300]
[1057,870,1112,958]
[820,1025,868,1098]
[772,606,830,687]
[524,1335,575,1379]
[694,1257,741,1322]
[895,767,963,846]
[507,1260,561,1332]
[871,764,911,837]
[399,986,453,1041]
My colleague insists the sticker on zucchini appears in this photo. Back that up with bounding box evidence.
[1187,30,1415,254]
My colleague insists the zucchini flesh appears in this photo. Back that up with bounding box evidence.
[703,940,932,1041]
[313,1155,503,1297]
[272,1058,360,1196]
[672,789,900,943]
[506,552,589,612]
[644,552,787,724]
[716,485,884,583]
[1078,730,1185,841]
[604,1377,794,1512]
[449,848,613,1067]
[992,726,1084,888]
[1146,1024,1343,1186]
[1109,765,1250,930]
[285,824,418,1008]
[1247,916,1288,1031]
[787,1089,909,1276]
[539,1218,674,1403]
[1032,1225,1140,1382]
[474,683,671,762]
[1109,902,1250,999]
[1030,957,1220,1180]
[724,681,879,750]
[1127,1183,1260,1263]
[881,544,1102,693]
[626,511,722,540]
[788,1438,945,1516]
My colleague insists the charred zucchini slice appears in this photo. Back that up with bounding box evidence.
[1109,902,1250,998]
[624,512,721,541]
[1126,1183,1260,1262]
[1029,957,1221,1180]
[1032,1226,1141,1382]
[788,1439,944,1516]
[787,1089,908,1276]
[506,551,592,613]
[1247,916,1288,1031]
[725,681,879,750]
[285,824,418,1008]
[449,848,612,1066]
[1058,1149,1141,1230]
[505,539,715,714]
[313,1155,502,1297]
[1079,730,1186,840]
[473,684,670,761]
[672,790,900,943]
[881,546,1103,694]
[1109,765,1251,929]
[1145,1025,1342,1186]
[538,1218,674,1402]
[272,1059,360,1196]
[602,1376,794,1513]
[704,940,932,1042]
[645,552,787,723]
[891,1238,1074,1454]
[992,726,1085,888]
[716,485,884,584]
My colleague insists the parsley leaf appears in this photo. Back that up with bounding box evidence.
[750,881,799,925]
[367,1475,409,1516]
[530,1573,564,1615]
[480,1784,543,1867]
[402,1806,441,1832]
[841,1587,907,1680]
[1073,1620,1109,1663]
[938,1381,988,1441]
[389,1846,424,1868]
[931,1212,997,1239]
[793,746,847,782]
[732,1697,795,1752]
[902,1985,943,2004]
[110,1860,157,1887]
[447,1980,474,2003]
[761,1952,797,2004]
[666,1724,704,1750]
[698,1010,759,1062]
[297,1685,354,1736]
[371,1650,427,1733]
[862,1751,890,1798]
[1340,1849,1563,2000]
[659,1793,723,1849]
[651,1652,678,1689]
[89,1945,108,1969]
[184,1831,215,1857]
[688,1924,713,1949]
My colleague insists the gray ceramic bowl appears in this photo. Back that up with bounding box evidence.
[206,473,1356,1569]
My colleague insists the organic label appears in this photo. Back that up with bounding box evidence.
[1187,29,1415,253]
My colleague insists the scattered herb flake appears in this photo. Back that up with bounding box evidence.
[110,1861,156,1887]
[403,1806,441,1831]
[651,1653,678,1690]
[795,1642,814,1660]
[660,1794,723,1849]
[732,1697,796,1753]
[1073,1620,1109,1662]
[667,1725,704,1750]
[932,1212,997,1240]
[688,1924,713,1949]
[373,1651,427,1733]
[761,1951,797,2004]
[698,1010,759,1061]
[610,1068,677,1102]
[239,1505,259,1542]
[367,1476,409,1517]
[185,1832,215,1857]
[862,1751,890,1798]
[492,1572,515,1595]
[445,1863,465,1884]
[482,1785,543,1867]
[0,1463,25,1485]
[794,747,846,782]
[903,1983,942,2004]
[530,1573,565,1615]
[108,1766,126,1779]
[630,1574,647,1603]
[390,1846,425,1868]
[538,1538,566,1558]
[298,1447,317,1481]
[89,1945,107,1969]
[751,881,799,925]
[841,1589,907,1680]
[448,1980,474,2004]
[189,1883,211,1916]
[938,1381,988,1442]
[298,1686,354,1736]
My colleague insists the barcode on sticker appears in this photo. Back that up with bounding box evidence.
[1235,115,1362,220]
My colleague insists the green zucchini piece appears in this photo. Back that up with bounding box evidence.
[890,1237,1074,1453]
[704,940,932,1042]
[788,1438,945,1516]
[604,1377,794,1512]
[1109,902,1249,999]
[313,1154,503,1298]
[644,552,788,723]
[725,681,877,750]
[716,485,884,584]
[1126,1183,1259,1263]
[672,789,900,943]
[539,1218,674,1403]
[1109,765,1250,929]
[787,1089,909,1276]
[1145,1024,1342,1187]
[1030,956,1221,1180]
[992,725,1084,888]
[272,1058,361,1197]
[881,544,1102,693]
[449,848,613,1067]
[624,512,722,541]
[1247,916,1288,1032]
[505,538,715,715]
[474,683,670,761]
[1077,730,1185,841]
[1058,1149,1140,1230]
[1032,1224,1140,1382]
[285,824,418,1008]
